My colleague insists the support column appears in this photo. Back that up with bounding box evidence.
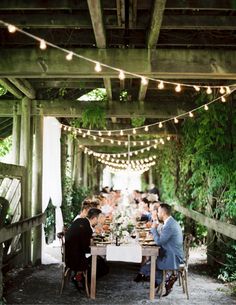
[148,167,153,187]
[12,103,21,164]
[20,96,32,265]
[32,106,43,265]
[72,139,82,188]
[83,153,88,188]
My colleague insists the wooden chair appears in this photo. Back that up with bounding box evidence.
[157,233,193,299]
[57,232,90,297]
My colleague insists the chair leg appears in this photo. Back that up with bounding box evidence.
[60,267,70,295]
[158,270,166,299]
[83,270,90,298]
[183,269,189,299]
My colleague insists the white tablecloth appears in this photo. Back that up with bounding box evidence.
[106,244,142,263]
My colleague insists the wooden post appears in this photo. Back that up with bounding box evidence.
[20,97,32,265]
[12,103,21,165]
[32,107,43,265]
[83,153,88,188]
[72,139,82,188]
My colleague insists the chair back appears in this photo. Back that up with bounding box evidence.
[183,233,193,266]
[57,231,66,264]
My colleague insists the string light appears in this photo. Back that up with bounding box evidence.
[158,81,164,89]
[108,131,111,136]
[133,129,136,134]
[95,62,102,72]
[167,136,171,141]
[120,130,124,136]
[141,77,148,85]
[8,24,16,33]
[144,126,149,132]
[206,86,212,94]
[175,84,181,92]
[66,51,73,61]
[221,96,226,102]
[39,39,47,50]
[204,104,209,111]
[194,85,200,92]
[174,117,179,124]
[119,70,125,80]
[158,122,163,128]
[98,131,102,136]
[189,112,194,117]
[226,86,231,94]
[219,86,225,94]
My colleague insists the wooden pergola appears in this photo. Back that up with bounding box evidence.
[1,0,236,300]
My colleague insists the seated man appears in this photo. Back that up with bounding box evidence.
[65,208,102,290]
[134,203,184,296]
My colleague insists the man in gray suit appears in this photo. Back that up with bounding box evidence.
[134,203,184,296]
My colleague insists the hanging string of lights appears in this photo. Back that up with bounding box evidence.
[59,88,235,136]
[1,20,236,96]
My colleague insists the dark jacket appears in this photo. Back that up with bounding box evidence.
[65,217,92,271]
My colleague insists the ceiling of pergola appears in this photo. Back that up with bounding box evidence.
[0,0,236,142]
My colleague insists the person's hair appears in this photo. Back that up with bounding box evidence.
[90,201,100,208]
[159,203,172,215]
[87,208,102,219]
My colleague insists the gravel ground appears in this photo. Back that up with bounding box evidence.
[4,249,236,305]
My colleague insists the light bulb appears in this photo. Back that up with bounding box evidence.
[144,126,149,132]
[194,85,200,92]
[87,130,90,135]
[167,136,171,141]
[8,24,16,33]
[108,131,111,136]
[204,104,209,111]
[98,131,102,136]
[118,141,121,145]
[133,141,136,146]
[159,122,163,128]
[221,96,226,102]
[101,138,104,143]
[119,70,125,80]
[78,129,82,133]
[174,117,179,124]
[225,86,231,94]
[40,39,47,50]
[141,77,148,85]
[95,62,102,72]
[140,141,144,146]
[206,86,212,94]
[158,81,164,89]
[219,86,225,94]
[120,130,124,136]
[110,139,114,144]
[66,52,73,61]
[147,140,150,145]
[93,136,97,140]
[133,129,136,134]
[175,84,181,92]
[189,112,194,117]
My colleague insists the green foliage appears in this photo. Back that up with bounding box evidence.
[131,117,145,127]
[61,177,91,227]
[44,200,55,242]
[218,242,236,282]
[120,90,128,102]
[81,104,106,129]
[0,136,12,157]
[78,88,107,102]
[0,85,7,96]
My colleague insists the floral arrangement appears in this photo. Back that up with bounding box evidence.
[110,206,135,238]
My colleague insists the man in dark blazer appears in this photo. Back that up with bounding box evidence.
[65,208,101,273]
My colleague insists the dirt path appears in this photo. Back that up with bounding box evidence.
[4,259,236,305]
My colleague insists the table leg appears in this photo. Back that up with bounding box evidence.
[149,255,156,300]
[90,255,97,299]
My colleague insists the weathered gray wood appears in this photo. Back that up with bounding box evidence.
[116,0,125,28]
[83,154,88,188]
[138,80,149,102]
[0,79,23,99]
[1,48,236,79]
[129,0,137,28]
[147,0,166,48]
[8,78,36,99]
[0,162,25,179]
[87,0,106,48]
[12,105,21,164]
[32,112,43,265]
[173,204,236,241]
[0,213,45,243]
[103,77,112,101]
[20,97,32,265]
[0,197,9,228]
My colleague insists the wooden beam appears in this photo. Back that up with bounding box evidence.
[129,0,137,28]
[147,0,166,48]
[116,0,125,28]
[87,0,106,48]
[0,79,23,99]
[174,204,236,241]
[2,48,236,79]
[103,77,112,100]
[138,80,149,102]
[8,78,36,99]
[0,213,45,243]
[0,162,26,178]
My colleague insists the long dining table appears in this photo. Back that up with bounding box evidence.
[90,244,159,300]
